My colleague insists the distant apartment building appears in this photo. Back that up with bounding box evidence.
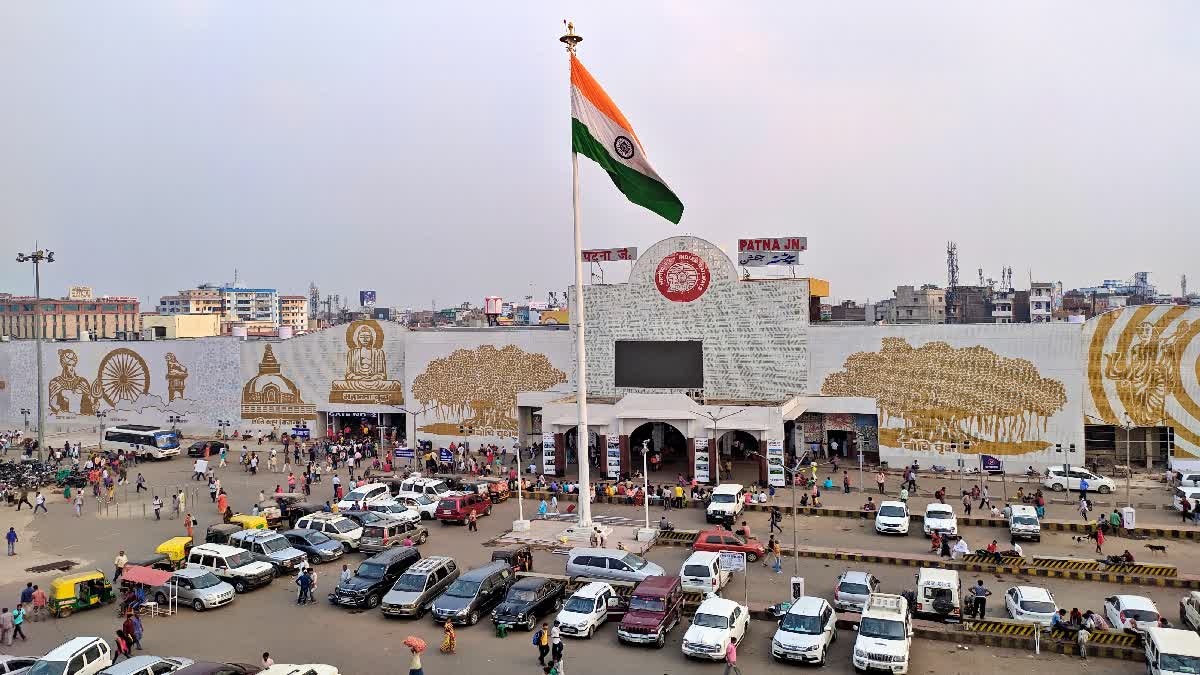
[141,313,220,339]
[1029,282,1055,322]
[991,289,1015,323]
[156,286,223,315]
[830,300,867,323]
[0,291,141,339]
[946,285,992,324]
[279,295,308,334]
[159,284,288,334]
[889,285,945,324]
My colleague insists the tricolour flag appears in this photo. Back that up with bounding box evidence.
[570,54,684,224]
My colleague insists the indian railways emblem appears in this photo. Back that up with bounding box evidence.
[613,136,635,160]
[655,251,710,302]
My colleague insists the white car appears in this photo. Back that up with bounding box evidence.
[1043,465,1115,494]
[681,597,749,660]
[1004,586,1058,626]
[874,501,910,535]
[336,482,391,510]
[553,581,624,638]
[1105,594,1161,633]
[395,492,439,520]
[365,499,422,526]
[771,596,837,665]
[0,655,37,675]
[31,637,112,675]
[922,503,958,537]
[853,594,912,675]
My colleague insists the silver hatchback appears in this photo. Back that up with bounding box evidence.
[153,567,235,612]
[565,548,666,584]
[833,570,880,613]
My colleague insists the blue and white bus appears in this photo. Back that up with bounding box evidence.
[102,424,181,459]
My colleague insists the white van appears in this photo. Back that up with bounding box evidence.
[31,637,112,675]
[1008,504,1041,542]
[705,483,745,523]
[1144,626,1200,675]
[680,551,731,595]
[914,568,961,620]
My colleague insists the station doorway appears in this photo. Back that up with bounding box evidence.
[629,422,688,474]
[715,430,762,484]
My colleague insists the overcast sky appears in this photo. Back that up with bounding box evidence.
[1,2,1197,308]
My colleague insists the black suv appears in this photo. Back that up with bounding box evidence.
[329,547,421,609]
[492,576,567,631]
[431,560,516,626]
[187,440,228,458]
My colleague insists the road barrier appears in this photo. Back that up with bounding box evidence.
[959,553,1026,566]
[1105,562,1178,577]
[962,618,1038,637]
[1030,556,1102,571]
[1050,628,1140,647]
[655,530,700,547]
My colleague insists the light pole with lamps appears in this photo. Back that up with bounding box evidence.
[167,415,183,433]
[639,440,652,530]
[751,451,805,574]
[96,411,108,450]
[692,407,745,487]
[1119,413,1136,507]
[16,248,54,461]
[216,420,231,441]
[20,408,31,431]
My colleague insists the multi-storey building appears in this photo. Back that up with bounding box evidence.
[279,295,308,334]
[889,285,945,324]
[992,289,1015,323]
[1029,282,1055,322]
[0,292,141,339]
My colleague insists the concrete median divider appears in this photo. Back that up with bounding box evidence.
[962,617,1038,637]
[1030,556,1102,571]
[1050,627,1140,648]
[655,529,699,547]
[1104,562,1178,577]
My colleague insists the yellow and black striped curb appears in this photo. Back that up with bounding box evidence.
[1031,556,1101,571]
[1050,628,1140,647]
[655,530,699,546]
[1105,563,1178,577]
[962,618,1037,636]
[959,553,1027,566]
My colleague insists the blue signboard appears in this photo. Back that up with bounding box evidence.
[291,427,310,439]
[394,447,414,460]
[438,448,453,463]
[980,455,1003,473]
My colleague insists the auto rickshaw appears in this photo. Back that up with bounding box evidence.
[228,513,269,530]
[153,536,193,569]
[480,477,511,503]
[50,570,115,618]
[491,544,534,573]
[206,523,242,545]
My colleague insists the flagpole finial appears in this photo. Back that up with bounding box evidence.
[560,20,582,53]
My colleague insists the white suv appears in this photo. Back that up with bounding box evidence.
[1043,465,1115,494]
[337,482,392,511]
[554,581,624,639]
[31,637,112,675]
[295,513,364,552]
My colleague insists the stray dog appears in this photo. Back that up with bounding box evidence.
[1072,534,1092,543]
[1145,544,1169,555]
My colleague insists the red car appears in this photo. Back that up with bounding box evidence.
[436,492,493,524]
[692,529,766,562]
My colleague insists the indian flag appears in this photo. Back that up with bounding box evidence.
[571,54,684,224]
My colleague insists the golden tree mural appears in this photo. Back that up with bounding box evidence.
[821,338,1067,449]
[412,345,567,434]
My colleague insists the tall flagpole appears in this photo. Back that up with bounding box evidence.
[561,22,592,528]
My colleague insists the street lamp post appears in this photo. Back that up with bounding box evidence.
[692,407,745,487]
[640,440,651,530]
[751,450,804,574]
[96,411,108,450]
[168,415,183,433]
[217,420,231,440]
[1120,413,1136,507]
[20,408,31,431]
[16,248,54,461]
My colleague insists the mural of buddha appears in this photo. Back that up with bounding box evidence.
[329,320,403,404]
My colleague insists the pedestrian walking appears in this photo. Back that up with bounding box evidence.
[408,644,424,675]
[962,491,972,517]
[72,492,83,517]
[209,478,218,503]
[152,495,162,520]
[296,569,313,604]
[1094,527,1105,555]
[122,612,143,650]
[113,630,131,662]
[15,488,31,511]
[1079,478,1090,502]
[724,636,742,675]
[550,624,563,663]
[193,459,205,481]
[114,550,128,581]
[842,471,851,494]
[769,506,783,533]
[969,580,991,619]
[30,586,46,622]
[1079,497,1090,522]
[468,510,478,532]
[876,470,886,495]
[185,513,194,540]
[5,527,17,556]
[11,605,26,642]
[171,493,180,519]
[535,622,551,665]
[33,492,46,514]
[136,473,146,493]
[0,607,12,646]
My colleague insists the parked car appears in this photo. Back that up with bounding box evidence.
[922,504,958,537]
[617,576,685,649]
[359,520,429,553]
[853,594,912,675]
[97,656,194,675]
[565,548,666,584]
[681,597,749,661]
[1105,594,1162,634]
[1043,465,1115,494]
[329,547,421,609]
[381,556,460,619]
[554,581,626,639]
[874,501,910,535]
[227,530,307,574]
[395,494,439,520]
[280,529,344,564]
[395,476,454,501]
[1004,586,1057,626]
[152,567,235,612]
[771,596,837,665]
[834,570,880,613]
[680,551,731,595]
[0,655,37,675]
[430,561,516,626]
[490,544,534,573]
[705,483,745,524]
[184,543,275,594]
[365,500,422,525]
[436,492,493,525]
[186,441,227,458]
[1179,591,1200,631]
[336,482,392,510]
[492,576,567,631]
[692,529,765,563]
[171,663,261,675]
[29,637,112,675]
[294,513,363,552]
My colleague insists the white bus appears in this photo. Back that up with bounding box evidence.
[102,424,181,459]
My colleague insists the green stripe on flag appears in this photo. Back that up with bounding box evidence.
[572,118,683,224]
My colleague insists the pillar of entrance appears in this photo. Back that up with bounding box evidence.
[758,451,768,484]
[709,440,718,485]
[619,435,631,478]
[686,438,695,481]
[596,434,607,482]
[553,432,566,477]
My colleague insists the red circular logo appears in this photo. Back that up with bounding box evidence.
[655,251,711,302]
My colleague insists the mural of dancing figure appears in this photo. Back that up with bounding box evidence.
[165,353,189,402]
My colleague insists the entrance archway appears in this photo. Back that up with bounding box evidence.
[628,422,687,475]
[715,430,762,484]
[563,426,599,469]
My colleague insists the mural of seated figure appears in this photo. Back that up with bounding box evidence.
[329,320,404,404]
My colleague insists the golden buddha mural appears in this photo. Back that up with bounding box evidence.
[329,320,404,405]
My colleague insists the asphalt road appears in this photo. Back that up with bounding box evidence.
[0,452,1167,674]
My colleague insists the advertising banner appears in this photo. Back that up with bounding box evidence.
[606,437,621,479]
[359,290,377,306]
[394,446,414,460]
[766,439,785,487]
[693,437,711,484]
[438,448,453,463]
[542,432,557,476]
[737,236,807,267]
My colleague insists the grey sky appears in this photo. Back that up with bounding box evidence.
[1,2,1197,308]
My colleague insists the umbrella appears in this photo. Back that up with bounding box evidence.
[403,636,426,653]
